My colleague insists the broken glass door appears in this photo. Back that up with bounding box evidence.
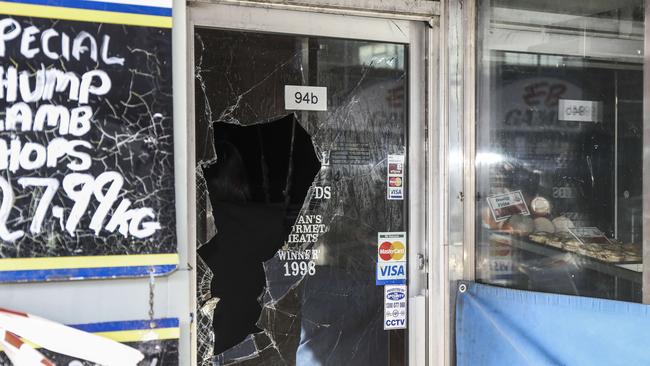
[194,28,410,366]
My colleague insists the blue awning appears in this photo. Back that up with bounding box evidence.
[456,282,650,365]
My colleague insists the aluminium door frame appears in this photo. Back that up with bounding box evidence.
[186,3,440,365]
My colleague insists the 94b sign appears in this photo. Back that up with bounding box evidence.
[284,85,327,111]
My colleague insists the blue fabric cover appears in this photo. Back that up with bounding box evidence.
[456,282,650,365]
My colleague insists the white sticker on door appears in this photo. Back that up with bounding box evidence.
[384,284,407,330]
[376,232,407,285]
[387,154,405,200]
[284,85,327,111]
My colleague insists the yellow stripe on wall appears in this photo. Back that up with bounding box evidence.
[96,327,181,343]
[0,253,179,271]
[0,327,180,352]
[0,2,172,28]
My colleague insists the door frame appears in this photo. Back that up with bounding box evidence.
[186,3,439,365]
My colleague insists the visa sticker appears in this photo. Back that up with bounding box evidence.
[376,262,406,285]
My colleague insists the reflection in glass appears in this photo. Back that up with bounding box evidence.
[476,0,644,302]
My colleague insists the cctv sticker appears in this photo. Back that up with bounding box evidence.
[384,284,407,330]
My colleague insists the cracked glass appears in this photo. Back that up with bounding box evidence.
[195,29,408,365]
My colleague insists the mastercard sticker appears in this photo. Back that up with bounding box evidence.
[388,177,403,188]
[378,237,406,262]
[377,232,407,285]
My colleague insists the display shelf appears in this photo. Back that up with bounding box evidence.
[508,237,642,284]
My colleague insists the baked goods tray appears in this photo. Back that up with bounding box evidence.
[491,234,642,284]
[526,234,641,265]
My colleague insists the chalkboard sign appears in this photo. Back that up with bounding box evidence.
[0,1,177,281]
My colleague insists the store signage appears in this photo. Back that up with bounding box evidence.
[313,186,331,199]
[376,232,407,285]
[387,154,405,200]
[284,85,328,111]
[384,284,407,330]
[486,190,530,222]
[0,1,177,282]
[497,77,583,130]
[558,99,603,122]
[278,213,326,278]
[0,317,180,365]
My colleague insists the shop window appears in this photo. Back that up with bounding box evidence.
[476,0,645,302]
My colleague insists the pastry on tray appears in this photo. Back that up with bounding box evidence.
[529,232,550,244]
[546,236,563,249]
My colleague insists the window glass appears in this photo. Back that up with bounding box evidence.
[194,29,408,364]
[476,0,645,302]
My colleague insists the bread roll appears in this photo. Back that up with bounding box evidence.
[533,217,555,234]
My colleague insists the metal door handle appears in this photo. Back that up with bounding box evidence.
[417,253,425,270]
